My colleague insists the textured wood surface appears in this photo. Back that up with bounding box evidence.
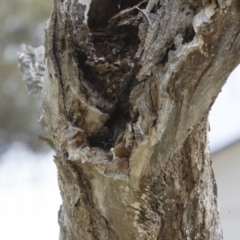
[19,0,240,239]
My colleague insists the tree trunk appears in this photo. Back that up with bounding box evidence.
[19,0,240,239]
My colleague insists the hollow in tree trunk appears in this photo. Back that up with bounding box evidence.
[18,0,240,239]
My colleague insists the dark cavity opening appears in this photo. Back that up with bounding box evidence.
[159,43,176,65]
[150,1,162,14]
[88,0,144,29]
[105,104,131,143]
[87,129,113,151]
[87,103,131,150]
[183,26,195,44]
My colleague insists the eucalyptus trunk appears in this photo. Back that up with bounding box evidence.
[19,0,240,239]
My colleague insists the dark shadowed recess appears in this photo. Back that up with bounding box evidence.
[88,0,143,29]
[81,0,145,150]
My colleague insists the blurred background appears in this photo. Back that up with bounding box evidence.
[0,0,239,239]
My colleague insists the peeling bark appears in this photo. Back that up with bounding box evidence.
[18,0,240,239]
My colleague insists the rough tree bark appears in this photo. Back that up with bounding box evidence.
[18,0,240,239]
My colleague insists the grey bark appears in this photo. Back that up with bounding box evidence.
[19,0,240,239]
